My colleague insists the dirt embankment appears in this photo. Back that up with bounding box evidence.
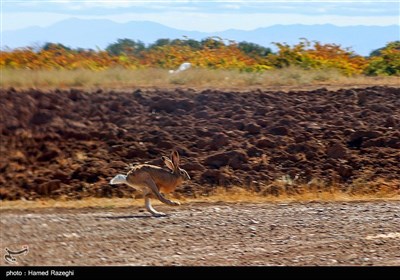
[0,86,399,200]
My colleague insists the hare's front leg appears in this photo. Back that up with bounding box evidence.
[143,177,180,206]
[160,193,180,206]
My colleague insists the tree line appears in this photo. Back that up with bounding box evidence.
[1,37,399,76]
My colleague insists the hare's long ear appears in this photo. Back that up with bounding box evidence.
[162,156,175,171]
[171,150,180,168]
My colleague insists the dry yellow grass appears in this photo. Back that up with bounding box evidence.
[0,186,398,211]
[1,67,398,91]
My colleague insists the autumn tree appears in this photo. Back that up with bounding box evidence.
[364,41,400,76]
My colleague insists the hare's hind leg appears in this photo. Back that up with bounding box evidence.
[144,194,166,217]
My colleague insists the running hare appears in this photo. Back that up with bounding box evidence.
[110,150,190,216]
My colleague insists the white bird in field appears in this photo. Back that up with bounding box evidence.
[169,62,191,74]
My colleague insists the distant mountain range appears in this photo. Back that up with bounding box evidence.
[2,18,399,56]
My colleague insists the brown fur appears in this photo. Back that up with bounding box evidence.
[126,165,183,193]
[110,150,190,216]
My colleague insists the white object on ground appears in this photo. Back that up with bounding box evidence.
[169,62,191,74]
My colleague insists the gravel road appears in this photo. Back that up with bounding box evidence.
[1,201,399,266]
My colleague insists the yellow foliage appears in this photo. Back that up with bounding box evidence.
[0,38,395,76]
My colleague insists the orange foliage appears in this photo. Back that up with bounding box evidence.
[1,46,136,70]
[267,39,368,75]
[140,41,259,71]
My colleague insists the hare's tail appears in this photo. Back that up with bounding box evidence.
[110,174,127,185]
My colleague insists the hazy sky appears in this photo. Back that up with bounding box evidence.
[2,0,399,32]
